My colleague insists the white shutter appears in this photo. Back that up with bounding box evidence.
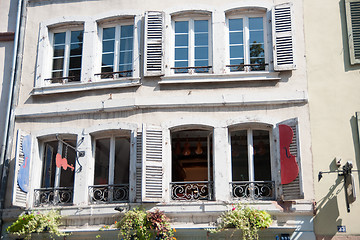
[345,0,360,64]
[135,130,142,202]
[277,118,304,200]
[141,125,163,202]
[12,130,32,208]
[144,11,164,76]
[272,3,296,71]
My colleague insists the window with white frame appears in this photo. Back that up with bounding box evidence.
[50,29,83,83]
[172,15,212,74]
[97,21,134,79]
[230,128,274,200]
[227,13,266,72]
[90,135,130,203]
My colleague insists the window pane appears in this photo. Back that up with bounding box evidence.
[103,40,115,53]
[54,32,66,45]
[253,130,271,181]
[68,69,81,81]
[70,43,83,56]
[120,25,134,38]
[250,31,264,44]
[230,45,244,59]
[59,140,76,188]
[52,71,63,78]
[230,59,245,72]
[120,38,133,51]
[41,142,57,188]
[229,18,243,31]
[69,56,82,69]
[102,53,114,66]
[52,58,64,71]
[119,64,132,72]
[194,20,208,32]
[250,44,264,58]
[175,48,188,60]
[250,58,265,71]
[195,33,208,46]
[94,138,110,185]
[54,45,65,57]
[231,130,249,181]
[119,51,133,65]
[195,46,208,60]
[249,17,263,30]
[114,137,130,184]
[174,61,188,73]
[71,30,83,43]
[103,27,115,40]
[175,34,188,47]
[101,66,114,73]
[175,21,188,33]
[230,32,243,45]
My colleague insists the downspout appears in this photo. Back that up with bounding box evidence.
[0,0,26,236]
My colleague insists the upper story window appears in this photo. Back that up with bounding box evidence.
[98,21,134,79]
[50,29,83,83]
[172,14,212,74]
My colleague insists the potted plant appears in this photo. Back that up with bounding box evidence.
[208,204,272,240]
[7,210,66,239]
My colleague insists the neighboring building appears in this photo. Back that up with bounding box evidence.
[304,0,360,239]
[2,0,315,239]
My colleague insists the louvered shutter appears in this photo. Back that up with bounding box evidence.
[346,0,360,64]
[135,130,142,202]
[144,11,164,76]
[12,130,32,208]
[272,3,296,71]
[141,125,163,202]
[277,118,304,200]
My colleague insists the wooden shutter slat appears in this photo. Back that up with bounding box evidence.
[346,0,360,64]
[135,131,142,202]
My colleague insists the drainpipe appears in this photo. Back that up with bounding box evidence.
[0,0,26,237]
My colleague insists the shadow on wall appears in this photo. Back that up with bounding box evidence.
[314,158,343,239]
[350,115,360,194]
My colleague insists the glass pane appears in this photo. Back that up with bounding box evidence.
[250,44,264,58]
[41,142,57,188]
[195,60,208,67]
[231,130,249,181]
[120,38,133,51]
[249,17,263,30]
[119,51,133,65]
[69,56,82,69]
[71,30,83,43]
[102,53,114,66]
[195,46,208,60]
[53,45,65,57]
[60,140,76,188]
[101,66,114,73]
[54,32,66,45]
[230,59,244,72]
[70,43,83,56]
[230,32,243,45]
[52,58,64,70]
[52,71,63,78]
[175,48,188,60]
[119,64,132,72]
[194,20,208,32]
[103,27,115,40]
[230,45,244,59]
[250,30,264,44]
[229,18,243,31]
[253,130,271,181]
[195,33,208,46]
[114,137,130,184]
[121,25,134,38]
[94,138,110,185]
[103,40,115,53]
[250,58,265,71]
[68,69,81,81]
[175,21,188,33]
[175,34,188,47]
[174,61,188,73]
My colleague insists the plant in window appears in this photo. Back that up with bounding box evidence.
[115,207,175,240]
[7,210,66,239]
[208,204,272,240]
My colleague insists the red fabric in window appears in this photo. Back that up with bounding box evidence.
[279,124,299,184]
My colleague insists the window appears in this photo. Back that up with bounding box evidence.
[345,0,360,64]
[230,128,274,200]
[228,15,266,72]
[98,23,134,79]
[90,135,130,203]
[34,138,77,207]
[173,16,212,74]
[170,129,213,201]
[50,29,83,83]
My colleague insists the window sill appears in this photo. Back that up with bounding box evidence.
[32,78,141,95]
[160,71,280,84]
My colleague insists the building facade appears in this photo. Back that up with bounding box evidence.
[304,0,360,239]
[2,0,315,239]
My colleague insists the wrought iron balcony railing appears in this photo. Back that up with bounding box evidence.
[89,184,129,204]
[34,187,73,207]
[170,181,213,201]
[171,66,212,74]
[231,181,275,200]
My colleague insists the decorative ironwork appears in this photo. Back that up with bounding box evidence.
[226,63,268,72]
[44,76,76,84]
[231,181,275,200]
[170,181,213,201]
[171,66,212,74]
[95,70,132,79]
[89,184,129,204]
[34,187,73,207]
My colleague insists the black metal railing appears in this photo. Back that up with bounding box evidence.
[95,70,132,79]
[170,181,213,201]
[44,76,78,84]
[226,63,268,72]
[34,187,73,207]
[231,181,275,200]
[89,184,129,204]
[171,66,212,74]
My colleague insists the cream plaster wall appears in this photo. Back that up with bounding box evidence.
[304,0,360,237]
